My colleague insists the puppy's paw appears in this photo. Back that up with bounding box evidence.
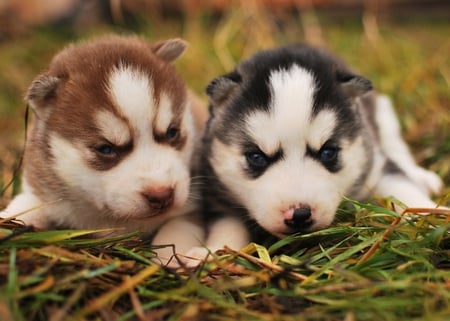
[182,246,213,268]
[152,246,179,268]
[407,167,443,196]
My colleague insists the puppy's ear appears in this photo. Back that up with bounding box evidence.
[26,74,61,119]
[152,38,188,63]
[337,70,372,98]
[206,71,241,106]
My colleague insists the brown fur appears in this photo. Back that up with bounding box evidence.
[23,35,192,205]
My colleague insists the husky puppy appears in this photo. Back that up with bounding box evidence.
[193,44,445,255]
[1,35,204,260]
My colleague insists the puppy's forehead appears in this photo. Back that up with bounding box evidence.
[245,65,319,153]
[95,110,130,146]
[107,64,186,136]
[43,38,189,146]
[269,65,316,128]
[108,64,155,132]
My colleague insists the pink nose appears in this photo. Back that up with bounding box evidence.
[283,206,313,229]
[141,187,174,210]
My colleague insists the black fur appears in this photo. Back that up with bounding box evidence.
[202,43,374,242]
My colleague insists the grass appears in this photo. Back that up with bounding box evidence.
[0,3,449,320]
[0,203,449,320]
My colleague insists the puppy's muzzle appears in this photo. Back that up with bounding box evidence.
[141,187,174,211]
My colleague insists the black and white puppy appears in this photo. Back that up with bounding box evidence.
[189,44,446,257]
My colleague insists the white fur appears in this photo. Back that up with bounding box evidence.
[109,64,155,134]
[209,66,369,239]
[2,63,198,237]
[95,110,131,146]
[1,179,51,227]
[154,94,175,133]
[204,65,446,255]
[0,37,206,268]
[374,174,439,211]
[49,131,191,221]
[262,65,315,148]
[152,214,206,267]
[374,95,443,195]
[185,216,250,266]
[308,110,337,150]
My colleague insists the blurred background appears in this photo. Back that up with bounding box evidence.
[0,0,449,205]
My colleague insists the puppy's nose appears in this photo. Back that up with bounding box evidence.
[284,206,313,229]
[142,187,174,210]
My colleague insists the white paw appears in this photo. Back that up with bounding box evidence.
[154,246,213,269]
[406,167,443,195]
[152,246,178,268]
[182,246,213,268]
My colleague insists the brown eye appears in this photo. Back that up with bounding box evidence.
[165,127,179,141]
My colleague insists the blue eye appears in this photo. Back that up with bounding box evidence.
[319,147,338,164]
[166,127,179,141]
[96,143,115,156]
[246,151,269,169]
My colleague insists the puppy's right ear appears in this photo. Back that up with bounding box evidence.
[206,71,241,106]
[152,38,188,63]
[25,74,61,119]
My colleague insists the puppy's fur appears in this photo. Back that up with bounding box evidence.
[1,35,204,261]
[193,44,446,256]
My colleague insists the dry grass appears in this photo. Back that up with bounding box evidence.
[1,203,449,320]
[0,3,449,320]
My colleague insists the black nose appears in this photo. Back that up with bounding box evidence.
[284,206,313,229]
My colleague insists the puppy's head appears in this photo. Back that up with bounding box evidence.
[25,36,195,221]
[205,44,372,238]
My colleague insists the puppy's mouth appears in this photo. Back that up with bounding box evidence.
[266,223,315,239]
[135,207,172,220]
[280,226,314,236]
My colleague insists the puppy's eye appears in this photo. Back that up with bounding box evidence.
[95,143,116,157]
[165,126,179,141]
[246,151,269,169]
[318,146,339,164]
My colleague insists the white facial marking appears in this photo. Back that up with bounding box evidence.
[50,130,191,219]
[212,65,369,237]
[155,93,174,133]
[308,110,337,150]
[108,64,154,137]
[246,65,316,154]
[50,133,101,204]
[95,110,130,146]
[46,66,194,223]
[269,65,316,137]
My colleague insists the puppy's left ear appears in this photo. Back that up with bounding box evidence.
[206,71,242,106]
[152,38,188,63]
[26,74,61,121]
[337,70,373,98]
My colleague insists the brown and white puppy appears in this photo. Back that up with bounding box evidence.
[1,35,205,262]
